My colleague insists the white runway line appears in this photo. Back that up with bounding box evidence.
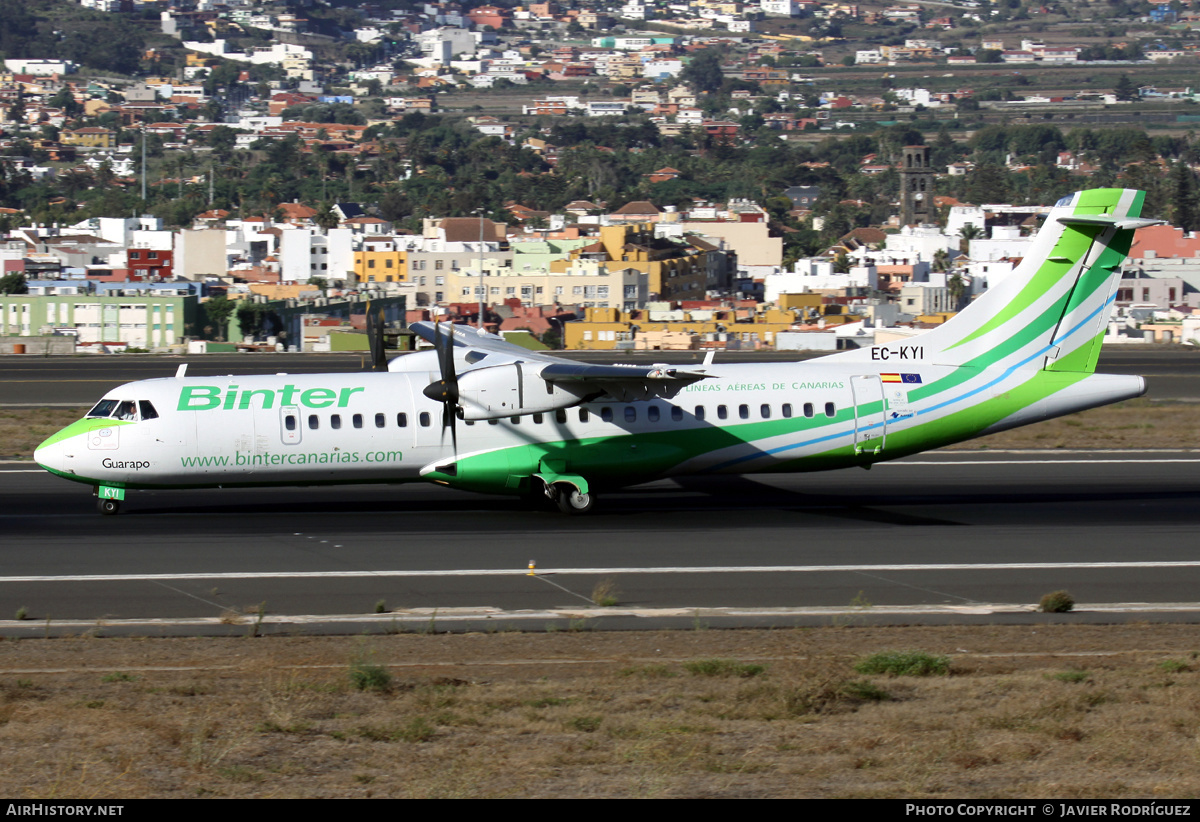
[4,560,1200,584]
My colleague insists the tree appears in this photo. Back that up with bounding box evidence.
[957,223,984,255]
[1170,162,1199,231]
[0,272,27,294]
[203,296,236,341]
[947,271,967,310]
[680,50,724,94]
[1113,74,1139,102]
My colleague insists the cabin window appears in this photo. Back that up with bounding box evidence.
[556,409,567,424]
[375,413,385,428]
[695,406,705,421]
[308,415,319,430]
[533,413,544,424]
[465,419,475,426]
[285,415,297,431]
[803,403,814,418]
[624,406,637,422]
[717,405,728,420]
[671,406,683,422]
[510,416,521,425]
[760,404,771,419]
[488,418,499,425]
[739,404,750,420]
[578,409,589,423]
[353,414,363,429]
[648,406,660,422]
[419,412,431,427]
[601,407,613,423]
[87,399,119,418]
[397,413,408,427]
[330,414,342,430]
[782,403,793,419]
[825,402,836,417]
[139,401,159,420]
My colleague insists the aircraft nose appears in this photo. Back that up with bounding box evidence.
[34,437,62,472]
[34,425,78,475]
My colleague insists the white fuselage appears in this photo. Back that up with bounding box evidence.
[34,360,1145,493]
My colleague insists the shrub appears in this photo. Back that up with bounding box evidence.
[683,658,766,678]
[591,578,620,607]
[785,678,891,716]
[854,650,950,677]
[1039,590,1075,613]
[350,661,392,692]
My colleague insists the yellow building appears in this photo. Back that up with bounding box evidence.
[563,303,855,350]
[61,128,116,148]
[557,224,707,303]
[354,248,407,283]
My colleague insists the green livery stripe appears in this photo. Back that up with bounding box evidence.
[431,406,864,491]
[946,225,1097,352]
[36,417,133,450]
[769,369,1090,473]
[1046,329,1107,374]
[435,367,1094,488]
[37,463,423,491]
[910,293,1070,400]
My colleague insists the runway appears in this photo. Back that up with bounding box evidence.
[4,451,1200,634]
[2,345,1199,405]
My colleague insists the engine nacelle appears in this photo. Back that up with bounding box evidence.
[455,363,585,420]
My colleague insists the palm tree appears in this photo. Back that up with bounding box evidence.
[957,223,984,256]
[947,271,968,311]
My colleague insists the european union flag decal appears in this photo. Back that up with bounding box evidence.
[901,373,922,384]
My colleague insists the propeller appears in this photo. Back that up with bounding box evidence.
[421,320,459,454]
[365,300,387,372]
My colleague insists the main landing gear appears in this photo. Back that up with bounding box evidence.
[555,486,594,516]
[528,478,595,515]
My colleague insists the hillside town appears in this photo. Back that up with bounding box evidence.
[5,0,1200,354]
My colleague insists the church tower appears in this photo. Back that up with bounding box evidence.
[899,145,936,226]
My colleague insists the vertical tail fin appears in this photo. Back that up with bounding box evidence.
[839,189,1161,374]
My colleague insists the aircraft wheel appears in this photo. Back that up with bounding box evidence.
[555,486,594,516]
[98,498,120,516]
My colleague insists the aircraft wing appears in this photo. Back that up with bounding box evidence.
[408,321,715,410]
[410,320,569,366]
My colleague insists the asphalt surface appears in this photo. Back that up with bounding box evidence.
[3,452,1200,634]
[2,345,1199,406]
[3,346,1199,635]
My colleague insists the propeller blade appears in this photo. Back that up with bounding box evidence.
[423,321,459,456]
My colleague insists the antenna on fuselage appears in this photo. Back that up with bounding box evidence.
[365,300,388,372]
[175,364,188,378]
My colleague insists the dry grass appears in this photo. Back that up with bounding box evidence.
[0,408,88,460]
[2,625,1200,798]
[943,399,1200,451]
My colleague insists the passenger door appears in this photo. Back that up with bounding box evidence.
[850,375,886,455]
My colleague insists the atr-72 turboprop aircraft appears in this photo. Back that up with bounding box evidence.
[35,188,1157,515]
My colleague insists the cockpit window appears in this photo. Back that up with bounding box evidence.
[139,401,159,421]
[86,399,119,418]
[114,401,138,421]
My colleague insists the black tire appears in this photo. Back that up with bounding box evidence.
[98,498,120,516]
[555,486,594,516]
